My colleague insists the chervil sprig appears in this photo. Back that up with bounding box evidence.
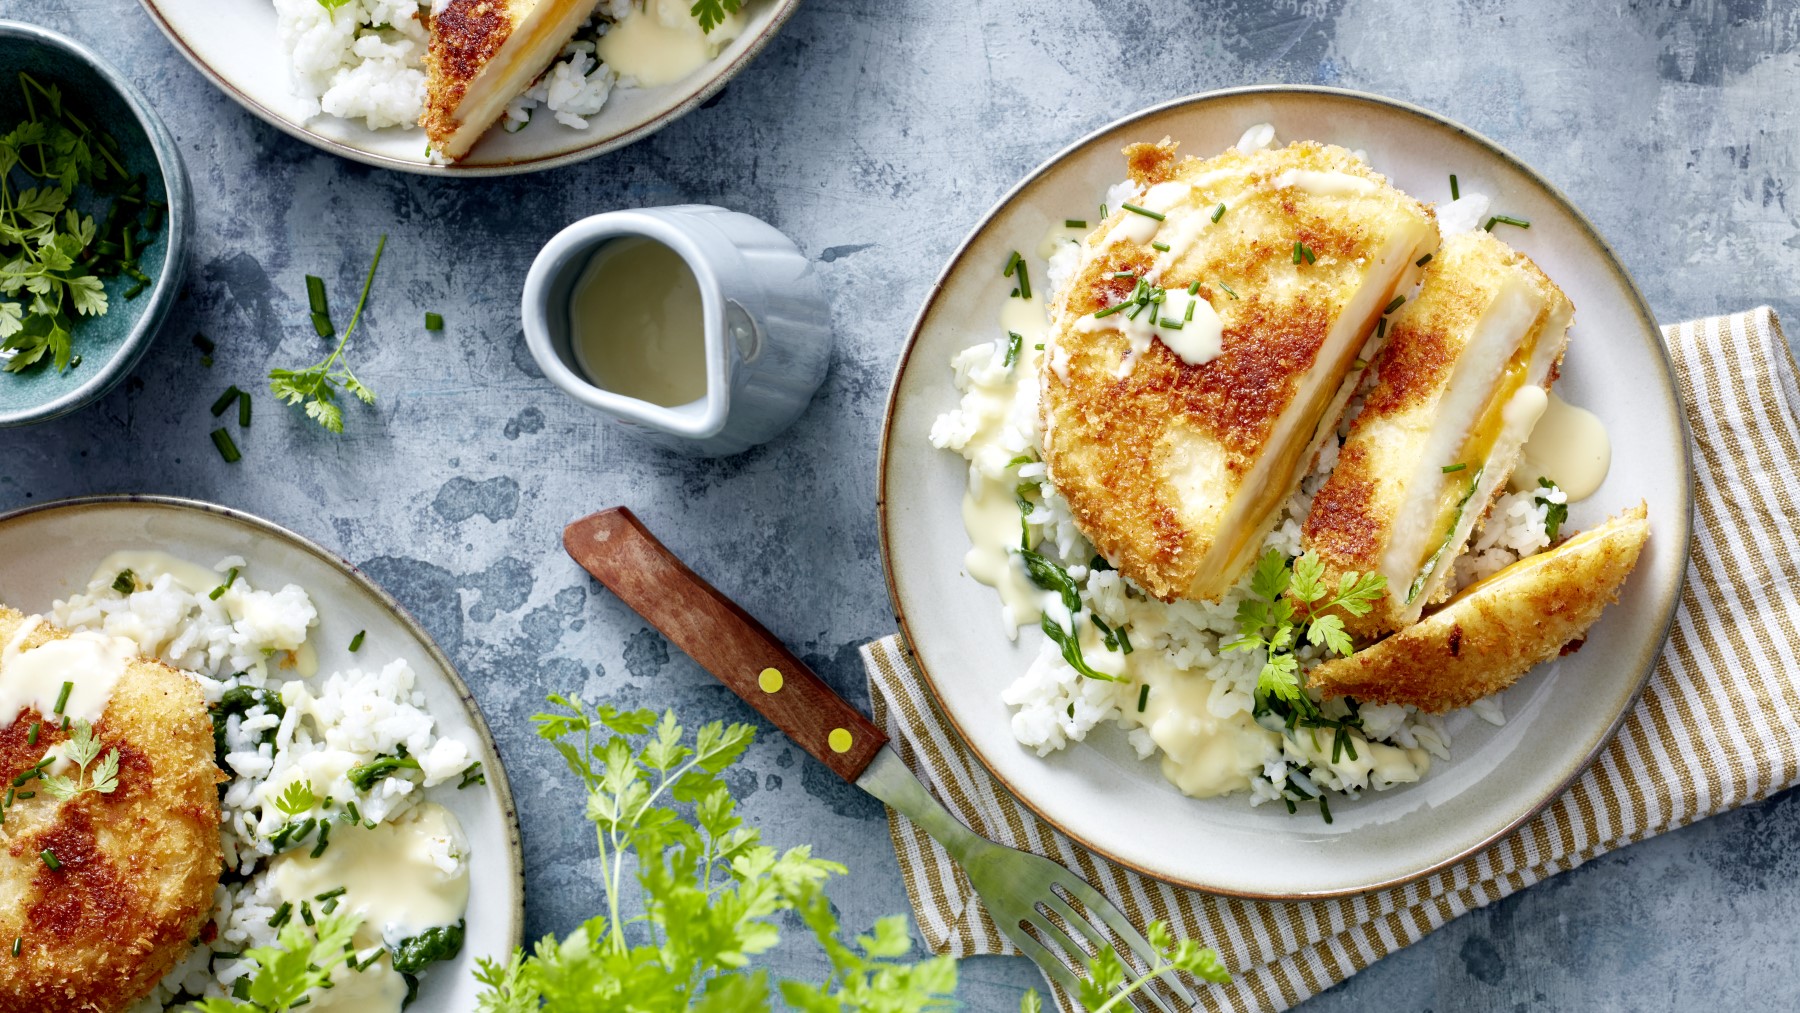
[182,912,362,1013]
[269,235,385,433]
[1020,920,1229,1013]
[39,720,120,802]
[688,0,743,33]
[1226,549,1385,706]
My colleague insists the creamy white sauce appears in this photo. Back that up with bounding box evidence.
[1271,168,1376,197]
[271,802,470,955]
[0,617,134,729]
[90,550,221,597]
[306,958,410,1013]
[1512,391,1611,501]
[596,0,744,88]
[1102,180,1191,249]
[1128,654,1276,798]
[1076,285,1225,372]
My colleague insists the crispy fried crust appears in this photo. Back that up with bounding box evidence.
[423,0,601,161]
[0,608,223,1013]
[1306,504,1649,712]
[1042,140,1435,601]
[421,0,516,151]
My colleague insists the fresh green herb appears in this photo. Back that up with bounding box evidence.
[1089,554,1113,572]
[304,274,332,338]
[348,629,365,652]
[1019,920,1228,1013]
[210,428,241,464]
[1136,684,1149,712]
[211,385,242,417]
[1227,550,1386,709]
[688,0,744,34]
[1151,241,1171,252]
[1099,203,1108,218]
[1377,317,1388,339]
[1092,300,1130,319]
[10,936,17,957]
[267,902,292,929]
[1210,203,1227,223]
[273,779,318,818]
[40,719,120,802]
[26,721,38,746]
[210,566,239,600]
[1535,476,1569,541]
[39,848,59,870]
[1014,483,1034,550]
[182,912,362,1013]
[1,73,160,374]
[1014,259,1032,300]
[309,820,331,859]
[1216,280,1238,299]
[1019,549,1081,614]
[1002,250,1021,278]
[1415,252,1433,267]
[316,0,357,12]
[470,698,959,1011]
[424,311,443,331]
[1003,330,1022,368]
[53,681,71,715]
[111,569,136,594]
[193,332,214,354]
[391,921,464,975]
[238,390,252,428]
[1383,295,1405,315]
[1406,467,1484,604]
[457,761,486,789]
[1064,219,1087,228]
[1292,240,1316,265]
[1121,202,1165,221]
[346,752,420,792]
[1005,453,1036,467]
[1040,615,1116,682]
[269,235,385,433]
[1484,214,1531,231]
[1352,358,1369,370]
[1441,462,1466,473]
[1449,173,1460,200]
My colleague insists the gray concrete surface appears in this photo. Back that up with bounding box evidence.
[8,0,1800,1009]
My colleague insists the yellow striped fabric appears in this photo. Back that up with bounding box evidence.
[863,307,1800,1012]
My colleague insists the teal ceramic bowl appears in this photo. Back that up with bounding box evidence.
[0,21,191,426]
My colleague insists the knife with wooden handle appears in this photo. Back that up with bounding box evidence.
[563,506,888,782]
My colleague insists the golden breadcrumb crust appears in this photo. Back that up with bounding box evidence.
[1306,504,1649,712]
[0,607,223,1013]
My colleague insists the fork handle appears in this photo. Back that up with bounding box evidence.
[563,507,888,783]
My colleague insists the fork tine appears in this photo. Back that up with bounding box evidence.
[1052,877,1201,1006]
[1036,895,1179,1013]
[1000,923,1084,995]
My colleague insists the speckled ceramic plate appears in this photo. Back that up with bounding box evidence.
[0,495,523,1007]
[137,0,799,176]
[879,87,1692,899]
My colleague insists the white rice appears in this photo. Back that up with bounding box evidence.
[932,162,1562,812]
[51,561,475,1009]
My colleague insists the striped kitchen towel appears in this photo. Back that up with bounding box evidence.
[862,306,1800,1012]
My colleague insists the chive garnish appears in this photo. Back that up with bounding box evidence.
[1319,794,1333,824]
[210,567,238,601]
[1184,299,1196,322]
[10,936,17,957]
[210,428,241,464]
[210,386,241,417]
[1217,281,1238,299]
[306,275,332,338]
[1064,219,1087,228]
[424,312,444,331]
[238,391,252,428]
[53,681,72,715]
[1136,684,1150,712]
[1099,203,1108,218]
[39,848,59,871]
[1293,240,1315,265]
[111,570,135,595]
[1377,318,1388,339]
[1383,295,1405,314]
[1449,174,1460,200]
[1151,241,1171,252]
[1211,203,1226,222]
[301,901,315,926]
[1352,358,1368,370]
[1116,626,1132,654]
[349,630,365,653]
[192,333,215,355]
[1415,252,1433,267]
[1093,301,1131,319]
[268,902,293,928]
[1442,463,1467,473]
[1002,250,1021,278]
[1187,280,1200,295]
[311,820,332,859]
[1109,271,1137,280]
[1484,214,1531,231]
[1121,202,1165,221]
[1160,317,1184,331]
[26,722,38,746]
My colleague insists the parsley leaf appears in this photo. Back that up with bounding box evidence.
[183,912,364,1012]
[38,720,121,802]
[689,0,743,33]
[1228,549,1386,709]
[268,236,385,433]
[1535,476,1569,541]
[1022,919,1230,1013]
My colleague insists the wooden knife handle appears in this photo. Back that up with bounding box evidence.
[563,507,887,783]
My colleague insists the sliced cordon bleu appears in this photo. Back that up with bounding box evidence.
[423,0,601,161]
[1301,229,1574,635]
[1041,139,1437,603]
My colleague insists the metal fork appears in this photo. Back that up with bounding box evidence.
[565,507,1199,1011]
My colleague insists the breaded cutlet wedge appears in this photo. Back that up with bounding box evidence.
[423,0,601,161]
[1302,230,1574,635]
[1306,504,1648,713]
[0,607,223,1013]
[1042,139,1437,603]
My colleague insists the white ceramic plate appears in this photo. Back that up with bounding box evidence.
[0,496,523,1007]
[138,0,798,176]
[879,87,1692,899]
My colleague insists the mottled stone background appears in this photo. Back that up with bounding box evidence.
[9,0,1800,1009]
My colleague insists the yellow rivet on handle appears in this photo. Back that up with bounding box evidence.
[758,667,784,694]
[828,728,853,754]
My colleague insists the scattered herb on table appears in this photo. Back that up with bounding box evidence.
[424,311,443,331]
[269,235,385,433]
[0,72,165,373]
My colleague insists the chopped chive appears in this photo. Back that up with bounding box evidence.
[1377,317,1388,339]
[1099,203,1108,218]
[1292,241,1303,264]
[1002,330,1023,368]
[1332,726,1345,764]
[306,275,330,316]
[1450,174,1460,200]
[123,281,145,300]
[1415,252,1433,267]
[1352,358,1369,370]
[1442,463,1467,473]
[10,936,17,957]
[1002,250,1021,278]
[53,681,72,715]
[1015,260,1032,300]
[210,428,241,464]
[39,849,59,871]
[1159,317,1183,330]
[1121,202,1165,221]
[26,722,38,746]
[1344,735,1358,761]
[1217,281,1238,299]
[1136,684,1150,712]
[1116,626,1132,654]
[210,386,241,417]
[1211,203,1226,222]
[1093,301,1131,319]
[111,570,135,595]
[13,791,30,800]
[210,567,239,601]
[1185,299,1196,322]
[269,902,292,928]
[344,800,362,824]
[1319,794,1334,824]
[201,356,213,368]
[1485,214,1531,230]
[311,821,332,859]
[425,312,444,331]
[1187,280,1200,295]
[1383,295,1406,314]
[192,333,215,355]
[1302,243,1316,264]
[311,312,334,339]
[1109,271,1137,280]
[59,717,67,732]
[349,630,366,652]
[1151,241,1171,252]
[1010,288,1019,298]
[1064,219,1088,228]
[238,391,252,428]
